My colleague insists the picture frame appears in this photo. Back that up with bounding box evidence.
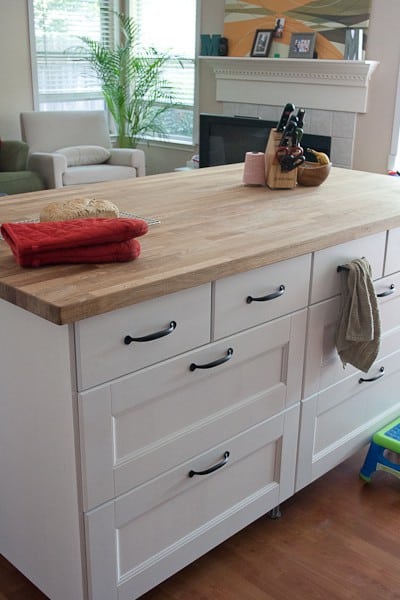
[288,32,316,59]
[250,29,273,58]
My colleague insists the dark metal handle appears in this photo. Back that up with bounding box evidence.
[377,284,395,298]
[359,366,384,384]
[189,451,230,477]
[190,348,233,371]
[246,284,285,304]
[124,320,176,344]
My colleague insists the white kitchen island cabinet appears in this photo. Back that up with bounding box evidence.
[1,165,400,599]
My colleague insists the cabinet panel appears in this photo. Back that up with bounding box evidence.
[85,406,299,600]
[75,284,211,390]
[385,227,400,275]
[213,254,311,339]
[310,232,386,304]
[296,351,400,491]
[79,311,306,510]
[303,271,400,399]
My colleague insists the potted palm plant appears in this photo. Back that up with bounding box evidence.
[77,11,179,148]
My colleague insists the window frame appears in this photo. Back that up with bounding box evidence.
[27,0,200,146]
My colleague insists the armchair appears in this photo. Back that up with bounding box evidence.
[0,140,44,195]
[20,111,146,189]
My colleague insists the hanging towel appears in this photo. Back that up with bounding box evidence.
[0,217,148,267]
[335,258,381,373]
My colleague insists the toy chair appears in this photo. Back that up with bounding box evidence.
[360,416,400,482]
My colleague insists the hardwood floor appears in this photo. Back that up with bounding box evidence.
[1,448,399,600]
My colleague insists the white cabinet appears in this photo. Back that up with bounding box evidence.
[296,268,400,491]
[75,258,310,598]
[310,232,386,304]
[85,406,300,600]
[4,228,400,600]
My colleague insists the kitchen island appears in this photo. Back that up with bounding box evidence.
[1,164,400,600]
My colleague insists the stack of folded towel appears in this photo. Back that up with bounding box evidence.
[0,217,148,267]
[335,257,381,372]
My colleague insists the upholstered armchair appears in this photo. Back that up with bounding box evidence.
[20,111,146,189]
[0,140,44,195]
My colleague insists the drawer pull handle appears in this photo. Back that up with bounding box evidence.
[359,366,384,384]
[377,284,395,298]
[246,284,285,304]
[124,320,176,344]
[190,348,233,371]
[189,451,230,478]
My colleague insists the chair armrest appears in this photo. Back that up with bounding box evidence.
[27,152,67,189]
[108,148,146,177]
[0,140,29,171]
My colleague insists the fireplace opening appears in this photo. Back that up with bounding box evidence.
[199,113,331,168]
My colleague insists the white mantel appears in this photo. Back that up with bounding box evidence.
[202,57,379,114]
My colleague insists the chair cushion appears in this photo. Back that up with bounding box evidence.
[62,165,137,186]
[55,145,111,167]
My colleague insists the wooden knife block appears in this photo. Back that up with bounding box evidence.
[265,129,297,189]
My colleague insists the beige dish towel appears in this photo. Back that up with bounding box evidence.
[335,258,381,373]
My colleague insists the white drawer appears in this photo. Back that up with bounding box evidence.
[303,271,400,399]
[79,310,307,511]
[84,405,299,600]
[213,253,311,339]
[310,232,386,304]
[75,284,211,390]
[296,350,400,492]
[385,227,400,275]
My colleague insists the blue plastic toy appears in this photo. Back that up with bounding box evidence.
[360,416,400,482]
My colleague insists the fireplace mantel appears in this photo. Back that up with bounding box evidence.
[202,57,379,113]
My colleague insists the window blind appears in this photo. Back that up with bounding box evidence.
[31,0,114,110]
[129,0,197,140]
[30,0,197,141]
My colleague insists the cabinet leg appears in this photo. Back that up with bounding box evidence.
[267,505,282,519]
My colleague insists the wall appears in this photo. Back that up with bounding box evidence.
[0,1,399,174]
[0,0,33,138]
[353,0,400,173]
[198,0,400,175]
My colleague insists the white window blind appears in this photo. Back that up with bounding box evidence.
[129,0,197,142]
[31,0,114,111]
[30,0,197,142]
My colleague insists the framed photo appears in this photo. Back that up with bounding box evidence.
[288,32,316,59]
[250,29,273,58]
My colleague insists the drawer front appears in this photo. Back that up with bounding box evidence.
[75,284,211,390]
[85,405,299,600]
[385,227,400,275]
[310,232,386,305]
[79,310,307,511]
[303,271,400,399]
[213,253,311,339]
[296,350,400,492]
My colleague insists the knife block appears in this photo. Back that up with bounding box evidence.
[264,129,297,189]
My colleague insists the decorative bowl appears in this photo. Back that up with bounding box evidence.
[297,161,332,186]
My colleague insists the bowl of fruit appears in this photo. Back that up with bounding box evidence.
[297,149,332,186]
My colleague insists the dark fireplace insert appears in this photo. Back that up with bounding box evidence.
[199,113,331,168]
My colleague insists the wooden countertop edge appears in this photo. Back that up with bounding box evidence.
[2,217,395,326]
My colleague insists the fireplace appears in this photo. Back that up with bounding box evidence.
[199,113,331,168]
[202,57,378,169]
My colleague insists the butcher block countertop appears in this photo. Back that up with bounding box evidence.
[0,163,400,325]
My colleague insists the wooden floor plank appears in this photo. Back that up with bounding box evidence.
[1,449,399,599]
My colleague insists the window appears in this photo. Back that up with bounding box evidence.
[128,0,197,144]
[29,0,197,144]
[29,0,114,111]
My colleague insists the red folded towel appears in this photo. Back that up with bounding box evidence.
[1,217,148,267]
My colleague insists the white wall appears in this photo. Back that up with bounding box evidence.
[0,0,399,174]
[0,0,33,138]
[353,0,400,173]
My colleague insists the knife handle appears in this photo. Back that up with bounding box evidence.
[276,103,295,132]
